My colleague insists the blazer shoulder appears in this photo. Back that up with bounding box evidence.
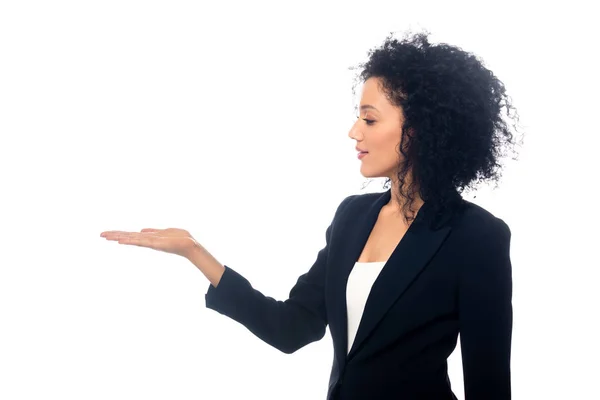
[333,191,381,218]
[332,193,359,220]
[455,199,511,239]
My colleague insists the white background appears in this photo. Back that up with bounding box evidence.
[1,1,598,399]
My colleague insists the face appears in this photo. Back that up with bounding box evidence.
[348,77,405,181]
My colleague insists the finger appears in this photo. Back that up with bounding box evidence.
[101,230,124,237]
[119,238,140,246]
[102,230,137,236]
[103,232,137,241]
[141,228,161,232]
[118,236,156,248]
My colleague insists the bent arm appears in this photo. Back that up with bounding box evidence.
[201,196,352,354]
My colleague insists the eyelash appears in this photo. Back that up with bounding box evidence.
[357,116,375,125]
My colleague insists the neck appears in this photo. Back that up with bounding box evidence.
[386,184,424,218]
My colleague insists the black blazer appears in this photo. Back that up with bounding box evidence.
[205,189,512,400]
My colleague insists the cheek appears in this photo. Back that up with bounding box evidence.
[373,133,399,154]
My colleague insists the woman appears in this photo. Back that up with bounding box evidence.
[101,31,520,400]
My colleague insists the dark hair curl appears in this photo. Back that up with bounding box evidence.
[351,30,523,226]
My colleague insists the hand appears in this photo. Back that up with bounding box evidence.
[100,228,199,259]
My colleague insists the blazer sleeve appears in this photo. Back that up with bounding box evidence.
[459,217,513,400]
[204,195,353,354]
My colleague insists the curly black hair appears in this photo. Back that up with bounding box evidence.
[350,30,523,226]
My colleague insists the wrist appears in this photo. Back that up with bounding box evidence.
[187,241,225,287]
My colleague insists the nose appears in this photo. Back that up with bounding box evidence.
[348,119,361,140]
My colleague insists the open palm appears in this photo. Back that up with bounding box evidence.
[100,227,198,258]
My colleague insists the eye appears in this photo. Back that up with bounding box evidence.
[355,116,375,125]
[363,118,375,126]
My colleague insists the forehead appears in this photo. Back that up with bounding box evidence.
[361,77,383,97]
[359,77,395,113]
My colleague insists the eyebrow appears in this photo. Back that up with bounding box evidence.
[360,104,378,112]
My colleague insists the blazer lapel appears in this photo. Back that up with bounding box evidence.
[327,189,456,368]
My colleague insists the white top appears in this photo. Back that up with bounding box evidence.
[345,260,387,354]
